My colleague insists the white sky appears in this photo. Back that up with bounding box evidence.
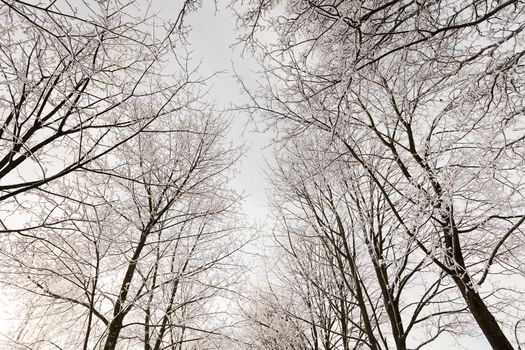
[184,2,273,225]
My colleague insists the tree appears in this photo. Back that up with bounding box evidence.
[0,1,247,349]
[252,133,465,350]
[0,0,197,203]
[235,0,525,349]
[1,104,244,350]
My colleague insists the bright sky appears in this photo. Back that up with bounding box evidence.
[185,2,274,227]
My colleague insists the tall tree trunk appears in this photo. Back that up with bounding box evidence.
[442,213,514,350]
[373,263,406,350]
[451,274,514,350]
[103,315,125,350]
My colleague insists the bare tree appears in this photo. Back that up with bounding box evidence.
[0,0,200,204]
[0,105,244,350]
[249,134,464,350]
[0,1,247,349]
[235,1,525,348]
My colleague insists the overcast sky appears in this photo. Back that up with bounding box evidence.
[184,2,274,225]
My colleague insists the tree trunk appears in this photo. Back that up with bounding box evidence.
[442,213,514,350]
[374,264,406,350]
[454,276,514,350]
[103,315,124,350]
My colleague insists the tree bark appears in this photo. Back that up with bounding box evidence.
[442,213,514,350]
[103,315,125,350]
[453,275,514,350]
